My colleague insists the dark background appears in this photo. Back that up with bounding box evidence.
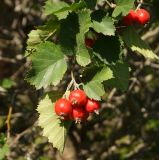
[0,0,159,159]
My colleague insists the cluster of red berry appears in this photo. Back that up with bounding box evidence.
[123,9,150,26]
[55,89,100,123]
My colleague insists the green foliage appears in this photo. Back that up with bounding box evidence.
[44,0,85,19]
[26,42,67,89]
[24,0,159,153]
[1,78,15,89]
[44,0,69,19]
[0,134,9,160]
[83,66,113,100]
[76,10,92,66]
[112,0,135,17]
[37,95,71,153]
[84,0,97,9]
[105,62,130,91]
[59,13,79,55]
[92,16,115,36]
[93,35,121,63]
[83,81,105,100]
[122,27,159,60]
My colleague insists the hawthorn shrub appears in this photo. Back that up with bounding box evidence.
[24,0,159,154]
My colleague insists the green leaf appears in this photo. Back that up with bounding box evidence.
[59,13,79,55]
[26,29,48,48]
[76,36,91,66]
[48,91,64,102]
[105,62,130,91]
[122,27,159,60]
[84,0,97,9]
[83,66,113,100]
[0,143,9,160]
[37,95,71,153]
[93,35,121,64]
[112,0,135,17]
[91,10,106,22]
[92,66,114,82]
[44,0,69,19]
[26,20,60,56]
[0,134,9,160]
[76,10,92,66]
[1,79,15,89]
[83,81,105,100]
[44,0,85,20]
[92,16,115,36]
[26,42,67,89]
[39,18,60,32]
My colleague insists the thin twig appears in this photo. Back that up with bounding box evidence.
[10,121,38,147]
[71,71,79,90]
[136,0,144,11]
[0,57,16,64]
[105,0,116,8]
[6,106,13,141]
[107,88,117,102]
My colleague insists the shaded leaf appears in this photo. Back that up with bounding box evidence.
[105,61,130,91]
[93,35,121,64]
[59,13,79,55]
[84,0,97,9]
[122,27,159,60]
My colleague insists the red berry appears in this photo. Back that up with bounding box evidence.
[85,38,95,48]
[69,89,87,106]
[55,98,72,118]
[135,9,150,25]
[123,10,136,26]
[72,106,89,123]
[85,99,100,114]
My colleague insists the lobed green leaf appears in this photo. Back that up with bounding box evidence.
[26,41,67,89]
[122,27,159,60]
[37,95,71,153]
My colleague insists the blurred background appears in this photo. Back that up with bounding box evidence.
[0,0,159,159]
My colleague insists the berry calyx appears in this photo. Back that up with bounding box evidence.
[72,106,89,123]
[69,89,87,106]
[135,9,150,25]
[123,10,136,26]
[55,98,72,118]
[85,99,100,114]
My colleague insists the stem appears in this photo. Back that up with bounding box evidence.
[7,106,13,141]
[71,71,79,90]
[135,0,144,11]
[44,30,56,41]
[105,0,116,8]
[63,72,79,98]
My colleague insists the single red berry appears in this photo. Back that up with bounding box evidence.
[69,89,87,106]
[72,106,89,123]
[85,38,95,48]
[135,9,150,25]
[55,98,72,118]
[85,99,100,114]
[123,10,136,26]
